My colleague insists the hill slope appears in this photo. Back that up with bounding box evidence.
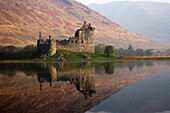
[0,0,166,49]
[89,1,170,45]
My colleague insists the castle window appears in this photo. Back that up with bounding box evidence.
[82,40,83,44]
[71,40,73,43]
[75,40,77,43]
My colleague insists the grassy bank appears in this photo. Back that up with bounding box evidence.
[58,50,119,61]
[0,50,170,63]
[119,56,170,60]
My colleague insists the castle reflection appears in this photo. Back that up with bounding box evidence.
[0,61,156,99]
[37,62,96,99]
[37,63,54,90]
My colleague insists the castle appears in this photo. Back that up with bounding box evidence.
[37,21,95,58]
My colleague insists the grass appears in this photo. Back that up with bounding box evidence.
[58,50,119,61]
[0,50,170,63]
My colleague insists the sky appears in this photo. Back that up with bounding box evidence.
[75,0,170,5]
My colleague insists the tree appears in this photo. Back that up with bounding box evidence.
[136,49,144,56]
[127,44,135,56]
[115,48,125,56]
[128,44,134,51]
[104,45,114,57]
[145,49,153,56]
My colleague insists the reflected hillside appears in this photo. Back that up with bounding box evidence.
[0,61,157,77]
[0,61,170,113]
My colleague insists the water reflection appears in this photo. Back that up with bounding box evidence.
[37,62,96,99]
[0,61,159,99]
[37,63,53,90]
[0,61,156,77]
[88,69,170,113]
[0,61,170,113]
[115,61,154,72]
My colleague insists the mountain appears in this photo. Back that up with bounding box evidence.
[0,0,166,49]
[88,1,170,45]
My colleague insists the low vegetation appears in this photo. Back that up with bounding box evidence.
[57,49,118,61]
[0,44,170,61]
[0,45,41,60]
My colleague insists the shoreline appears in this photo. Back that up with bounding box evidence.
[0,56,170,63]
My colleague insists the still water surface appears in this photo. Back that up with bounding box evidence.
[0,61,170,113]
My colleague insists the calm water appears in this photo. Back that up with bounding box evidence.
[0,61,170,113]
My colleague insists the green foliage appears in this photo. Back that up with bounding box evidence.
[104,46,114,57]
[145,49,153,56]
[115,44,153,57]
[136,49,145,56]
[128,44,134,51]
[57,49,118,61]
[0,45,41,60]
[0,46,118,61]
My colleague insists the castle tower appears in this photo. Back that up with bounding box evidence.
[39,31,42,39]
[48,35,57,57]
[56,21,95,53]
[37,31,43,46]
[87,23,95,44]
[37,32,57,58]
[81,21,89,39]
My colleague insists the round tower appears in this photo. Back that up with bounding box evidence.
[48,35,57,57]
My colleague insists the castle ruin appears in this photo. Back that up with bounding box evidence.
[37,21,95,58]
[37,32,56,58]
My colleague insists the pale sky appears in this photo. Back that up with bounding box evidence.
[75,0,170,5]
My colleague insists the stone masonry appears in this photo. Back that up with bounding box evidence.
[37,21,95,57]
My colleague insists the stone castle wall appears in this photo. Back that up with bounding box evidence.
[56,40,94,53]
[37,34,57,58]
[37,21,95,57]
[56,21,95,53]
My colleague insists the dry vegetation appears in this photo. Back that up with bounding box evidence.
[0,0,166,49]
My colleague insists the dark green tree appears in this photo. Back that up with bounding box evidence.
[145,49,153,56]
[104,45,114,57]
[128,44,134,51]
[136,49,145,56]
[127,44,135,56]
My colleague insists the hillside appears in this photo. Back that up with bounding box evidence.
[0,0,166,49]
[89,1,170,45]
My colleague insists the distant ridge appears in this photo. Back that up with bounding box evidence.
[88,1,170,46]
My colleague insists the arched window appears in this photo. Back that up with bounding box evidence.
[82,40,83,44]
[75,40,77,43]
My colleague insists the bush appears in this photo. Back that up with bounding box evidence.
[104,46,114,57]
